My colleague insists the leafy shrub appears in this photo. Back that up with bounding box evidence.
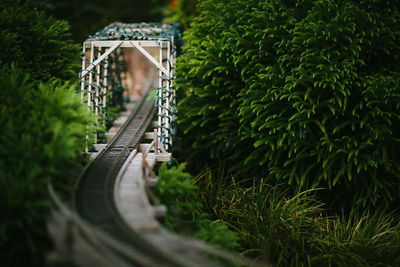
[176,0,400,207]
[0,0,80,81]
[154,163,238,250]
[0,65,96,266]
[195,170,400,266]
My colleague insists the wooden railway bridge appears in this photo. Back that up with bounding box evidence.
[47,22,259,267]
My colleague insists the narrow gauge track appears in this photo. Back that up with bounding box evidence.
[72,90,187,266]
[65,22,256,267]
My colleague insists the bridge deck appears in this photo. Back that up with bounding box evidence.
[115,151,218,266]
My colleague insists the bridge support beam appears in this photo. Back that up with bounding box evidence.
[79,23,179,151]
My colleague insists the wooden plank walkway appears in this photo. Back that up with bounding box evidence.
[114,149,220,267]
[114,150,161,232]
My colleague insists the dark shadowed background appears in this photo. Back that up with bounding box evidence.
[30,0,171,42]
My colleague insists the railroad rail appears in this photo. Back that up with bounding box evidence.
[47,22,261,267]
[48,78,255,266]
[71,81,216,266]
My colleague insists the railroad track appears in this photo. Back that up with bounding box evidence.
[62,79,220,267]
[47,83,260,267]
[73,91,155,229]
[72,87,178,265]
[48,22,261,267]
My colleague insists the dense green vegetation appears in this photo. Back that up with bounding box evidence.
[172,0,400,265]
[154,160,400,265]
[195,170,400,265]
[176,0,400,208]
[3,0,400,265]
[0,0,178,265]
[0,66,96,266]
[154,163,238,250]
[0,1,97,265]
[0,1,80,81]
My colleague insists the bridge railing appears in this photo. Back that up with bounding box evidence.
[79,22,181,150]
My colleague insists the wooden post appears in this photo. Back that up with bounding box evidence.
[81,44,88,153]
[166,41,171,150]
[103,48,108,127]
[158,42,163,150]
[88,43,94,113]
[81,43,87,104]
[94,48,101,143]
[154,129,158,154]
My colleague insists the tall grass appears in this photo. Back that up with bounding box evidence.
[193,168,400,266]
[314,209,400,266]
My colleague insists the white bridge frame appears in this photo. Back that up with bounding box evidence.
[80,23,178,151]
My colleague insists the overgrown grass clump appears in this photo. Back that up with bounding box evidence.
[176,0,400,208]
[153,164,400,265]
[194,170,400,266]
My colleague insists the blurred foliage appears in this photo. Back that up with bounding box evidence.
[176,0,400,209]
[29,0,171,42]
[0,65,97,266]
[154,163,238,250]
[0,0,80,81]
[164,0,199,29]
[195,169,400,266]
[0,1,99,265]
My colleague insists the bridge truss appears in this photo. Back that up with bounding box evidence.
[79,22,180,150]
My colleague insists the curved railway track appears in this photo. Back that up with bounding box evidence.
[46,84,262,267]
[69,82,219,266]
[73,94,155,228]
[48,22,261,267]
[73,90,179,266]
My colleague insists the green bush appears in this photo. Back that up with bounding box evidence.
[154,163,238,250]
[176,0,400,207]
[0,0,80,81]
[0,65,96,266]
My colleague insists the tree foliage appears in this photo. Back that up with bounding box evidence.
[0,1,97,265]
[176,0,400,207]
[0,1,80,81]
[0,65,96,266]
